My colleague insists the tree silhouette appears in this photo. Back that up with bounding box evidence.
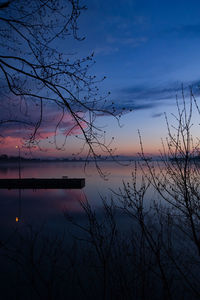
[0,0,118,174]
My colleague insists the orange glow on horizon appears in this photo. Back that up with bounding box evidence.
[0,127,163,159]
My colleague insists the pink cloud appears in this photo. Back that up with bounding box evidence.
[0,95,89,157]
[0,136,26,156]
[0,111,87,139]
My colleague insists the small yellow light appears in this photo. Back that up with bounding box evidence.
[16,146,18,149]
[16,217,19,222]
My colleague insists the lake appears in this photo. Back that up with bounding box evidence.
[0,161,200,299]
[0,161,151,235]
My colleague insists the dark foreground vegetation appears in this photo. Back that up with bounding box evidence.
[0,178,200,300]
[1,95,200,299]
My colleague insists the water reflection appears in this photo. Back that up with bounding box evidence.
[1,162,198,299]
[0,162,156,229]
[0,163,134,244]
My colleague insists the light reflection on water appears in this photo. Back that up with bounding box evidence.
[1,162,199,299]
[0,161,156,236]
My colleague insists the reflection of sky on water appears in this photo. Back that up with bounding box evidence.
[0,162,158,239]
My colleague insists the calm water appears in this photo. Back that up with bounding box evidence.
[0,161,154,237]
[1,162,198,300]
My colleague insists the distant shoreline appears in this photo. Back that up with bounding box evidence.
[0,154,159,163]
[0,159,139,163]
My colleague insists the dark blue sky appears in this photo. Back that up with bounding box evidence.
[77,0,200,103]
[1,0,200,157]
[66,0,200,155]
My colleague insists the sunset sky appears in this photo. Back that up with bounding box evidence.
[1,0,200,158]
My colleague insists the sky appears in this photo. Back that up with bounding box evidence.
[1,0,200,158]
